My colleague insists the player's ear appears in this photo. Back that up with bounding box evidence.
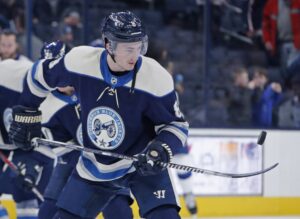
[104,39,113,54]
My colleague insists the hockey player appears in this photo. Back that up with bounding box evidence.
[0,58,55,219]
[171,146,197,218]
[0,30,33,217]
[38,86,134,219]
[9,11,188,219]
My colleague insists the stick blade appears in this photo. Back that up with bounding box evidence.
[257,131,267,145]
[229,163,279,178]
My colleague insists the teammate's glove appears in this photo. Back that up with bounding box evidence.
[15,161,42,192]
[134,140,173,176]
[8,106,42,151]
[40,41,65,59]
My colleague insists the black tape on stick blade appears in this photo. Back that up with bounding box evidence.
[257,131,267,145]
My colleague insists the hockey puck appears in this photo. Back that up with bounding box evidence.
[257,131,267,145]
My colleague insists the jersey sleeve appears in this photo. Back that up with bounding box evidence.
[145,91,189,154]
[19,57,72,108]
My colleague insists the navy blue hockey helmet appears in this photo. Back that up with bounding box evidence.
[101,11,148,55]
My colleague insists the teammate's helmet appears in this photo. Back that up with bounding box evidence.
[101,11,148,55]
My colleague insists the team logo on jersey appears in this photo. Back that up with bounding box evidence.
[111,77,117,85]
[3,108,12,132]
[76,123,83,146]
[87,107,125,150]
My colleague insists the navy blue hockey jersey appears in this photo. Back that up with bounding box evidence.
[0,59,55,159]
[40,91,81,166]
[22,46,189,181]
[0,59,32,144]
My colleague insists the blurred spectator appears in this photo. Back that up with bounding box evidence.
[13,9,43,61]
[0,29,29,61]
[278,74,300,128]
[262,0,300,69]
[33,0,55,25]
[227,67,253,127]
[58,9,83,46]
[251,67,282,127]
[56,25,74,53]
[284,53,300,88]
[167,61,185,95]
[0,0,23,21]
[247,0,268,40]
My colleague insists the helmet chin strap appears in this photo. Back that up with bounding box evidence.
[107,51,128,72]
[108,50,116,63]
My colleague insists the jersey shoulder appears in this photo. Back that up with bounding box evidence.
[133,56,174,97]
[0,59,33,92]
[40,92,72,124]
[64,46,105,79]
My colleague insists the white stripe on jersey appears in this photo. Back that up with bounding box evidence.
[76,151,135,181]
[155,121,189,145]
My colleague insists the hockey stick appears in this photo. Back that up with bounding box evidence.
[0,143,17,150]
[0,150,44,202]
[32,138,278,178]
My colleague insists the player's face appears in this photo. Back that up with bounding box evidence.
[114,42,142,71]
[0,35,18,60]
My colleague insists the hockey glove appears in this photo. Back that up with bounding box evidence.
[14,160,42,192]
[40,41,65,59]
[8,106,42,151]
[134,140,173,176]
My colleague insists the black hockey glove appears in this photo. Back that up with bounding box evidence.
[134,140,173,176]
[8,106,42,151]
[14,160,42,192]
[40,41,65,59]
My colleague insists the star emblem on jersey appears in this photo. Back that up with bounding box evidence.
[87,106,125,150]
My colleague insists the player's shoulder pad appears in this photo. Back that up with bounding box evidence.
[134,56,174,97]
[64,46,105,79]
[0,59,33,92]
[39,92,69,124]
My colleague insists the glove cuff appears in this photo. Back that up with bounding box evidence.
[160,143,173,163]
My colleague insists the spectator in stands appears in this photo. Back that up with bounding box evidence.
[59,9,83,46]
[167,61,185,95]
[57,25,74,53]
[284,53,300,88]
[262,0,300,69]
[13,9,43,61]
[228,67,254,127]
[251,67,282,127]
[247,0,268,42]
[0,0,23,22]
[0,29,29,61]
[278,74,300,128]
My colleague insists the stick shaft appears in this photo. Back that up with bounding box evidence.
[0,150,44,202]
[33,138,278,178]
